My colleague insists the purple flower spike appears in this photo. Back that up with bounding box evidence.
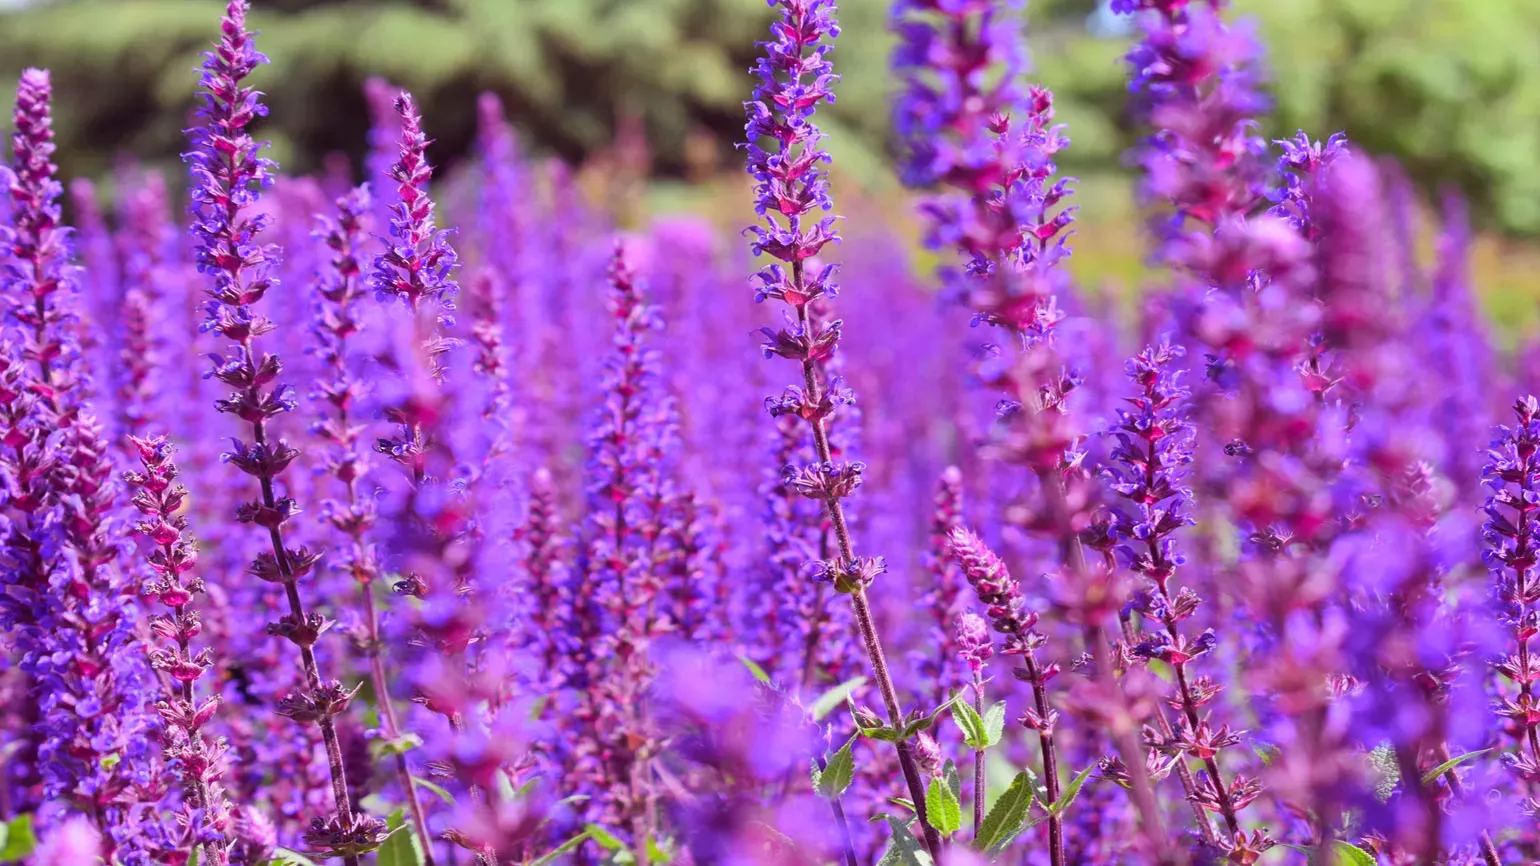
[1107,342,1269,859]
[1483,397,1540,800]
[183,3,383,861]
[1117,0,1272,252]
[125,436,233,862]
[947,525,1066,851]
[2,68,82,407]
[745,2,942,858]
[370,92,460,329]
[308,184,436,858]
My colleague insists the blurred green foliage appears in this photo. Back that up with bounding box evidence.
[3,0,1540,234]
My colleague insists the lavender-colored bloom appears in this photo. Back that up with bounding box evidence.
[182,3,382,859]
[1105,342,1269,859]
[914,465,966,704]
[890,0,1028,190]
[369,92,459,329]
[947,525,1066,856]
[308,184,436,858]
[2,69,82,403]
[33,816,102,866]
[124,436,233,861]
[563,246,678,837]
[113,170,177,442]
[745,3,941,857]
[1482,397,1540,804]
[1117,0,1271,249]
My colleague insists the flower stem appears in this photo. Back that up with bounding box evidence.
[790,280,943,862]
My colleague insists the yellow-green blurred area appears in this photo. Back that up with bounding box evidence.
[3,0,1540,330]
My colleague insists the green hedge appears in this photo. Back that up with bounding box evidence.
[3,0,1539,234]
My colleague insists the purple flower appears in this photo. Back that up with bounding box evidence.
[183,3,382,860]
[124,435,233,860]
[1482,397,1540,798]
[369,92,460,327]
[1117,0,1271,247]
[745,4,944,858]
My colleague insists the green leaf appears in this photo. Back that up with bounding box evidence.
[811,676,868,722]
[265,849,322,866]
[1334,843,1376,866]
[1048,765,1097,817]
[527,694,551,721]
[974,771,1037,854]
[875,816,934,866]
[815,736,857,799]
[0,815,36,863]
[925,776,963,836]
[189,846,202,866]
[645,836,671,863]
[370,732,424,761]
[858,724,903,742]
[586,824,627,852]
[737,654,773,687]
[885,797,916,814]
[943,759,961,803]
[376,824,427,866]
[1420,748,1492,786]
[530,830,593,865]
[950,698,989,749]
[410,776,455,805]
[1279,842,1377,865]
[982,702,1006,748]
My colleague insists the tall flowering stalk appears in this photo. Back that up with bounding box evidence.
[893,1,1166,852]
[744,0,942,858]
[1,68,159,859]
[1107,344,1270,861]
[125,436,232,862]
[1484,397,1540,810]
[947,528,1067,855]
[309,184,435,862]
[565,247,679,842]
[916,466,966,705]
[182,3,382,860]
[1115,0,1271,252]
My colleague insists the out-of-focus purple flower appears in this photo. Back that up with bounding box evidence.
[369,92,459,330]
[890,0,1027,190]
[1116,0,1271,249]
[914,465,966,703]
[33,816,102,866]
[113,170,177,442]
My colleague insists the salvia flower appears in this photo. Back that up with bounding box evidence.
[369,92,460,330]
[745,2,942,858]
[1107,343,1268,858]
[125,435,232,860]
[308,183,435,857]
[1483,397,1540,807]
[182,3,382,860]
[946,525,1066,858]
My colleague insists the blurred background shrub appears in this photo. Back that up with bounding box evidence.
[4,0,1540,321]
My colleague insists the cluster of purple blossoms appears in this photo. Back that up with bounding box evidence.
[2,0,1540,863]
